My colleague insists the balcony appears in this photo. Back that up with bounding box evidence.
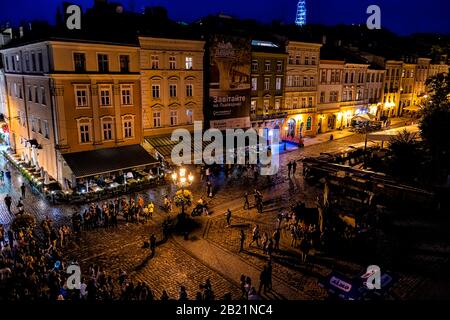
[251,112,288,121]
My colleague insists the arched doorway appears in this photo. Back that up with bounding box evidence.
[287,119,296,138]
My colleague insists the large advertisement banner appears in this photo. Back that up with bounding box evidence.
[209,35,251,129]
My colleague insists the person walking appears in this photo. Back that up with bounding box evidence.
[266,261,273,291]
[225,209,232,227]
[239,230,246,253]
[150,234,157,257]
[249,225,260,247]
[207,181,213,198]
[287,161,292,177]
[4,194,12,213]
[20,183,26,199]
[258,266,269,295]
[292,161,297,175]
[243,192,250,210]
[273,228,281,251]
[147,201,154,219]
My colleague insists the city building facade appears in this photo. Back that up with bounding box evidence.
[283,41,321,143]
[1,39,144,189]
[250,40,287,134]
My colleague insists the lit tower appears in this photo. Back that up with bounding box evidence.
[295,0,307,26]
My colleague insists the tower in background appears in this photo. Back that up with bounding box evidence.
[295,0,307,26]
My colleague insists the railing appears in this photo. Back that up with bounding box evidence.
[251,112,288,121]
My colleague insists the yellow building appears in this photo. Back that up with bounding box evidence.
[1,39,155,190]
[283,41,321,143]
[317,60,344,132]
[138,36,205,161]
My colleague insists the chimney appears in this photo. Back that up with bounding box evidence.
[19,26,24,38]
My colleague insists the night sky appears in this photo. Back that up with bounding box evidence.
[0,0,449,35]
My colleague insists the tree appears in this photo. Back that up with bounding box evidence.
[387,130,424,184]
[420,72,450,183]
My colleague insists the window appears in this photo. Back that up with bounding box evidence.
[275,99,280,110]
[308,97,313,107]
[276,78,282,90]
[321,70,326,83]
[185,56,193,69]
[276,61,282,72]
[186,109,193,124]
[18,84,23,99]
[186,84,193,97]
[264,100,270,113]
[335,71,340,83]
[152,84,160,98]
[28,86,32,102]
[264,78,270,91]
[98,54,109,72]
[44,121,49,139]
[345,72,349,83]
[34,87,39,103]
[78,119,91,143]
[251,100,257,113]
[169,56,176,70]
[295,55,300,65]
[38,52,43,71]
[320,91,325,103]
[151,55,159,69]
[153,112,161,127]
[74,53,86,72]
[356,89,363,100]
[99,85,112,106]
[24,52,30,71]
[170,111,178,126]
[330,91,338,102]
[302,97,306,108]
[120,84,133,105]
[294,76,301,87]
[251,78,258,91]
[311,56,316,65]
[37,119,42,134]
[31,52,36,71]
[265,60,270,72]
[252,60,258,72]
[305,56,309,65]
[169,84,177,98]
[102,118,114,141]
[306,116,312,130]
[75,85,89,107]
[41,87,46,105]
[119,55,130,72]
[122,116,134,139]
[350,73,354,83]
[287,76,293,87]
[5,55,9,70]
[310,77,315,87]
[303,77,308,87]
[288,56,293,65]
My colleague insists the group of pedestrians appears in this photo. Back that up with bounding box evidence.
[243,189,263,213]
[287,160,297,177]
[239,260,273,300]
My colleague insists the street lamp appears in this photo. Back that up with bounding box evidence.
[171,167,194,215]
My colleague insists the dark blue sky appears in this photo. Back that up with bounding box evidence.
[1,0,449,35]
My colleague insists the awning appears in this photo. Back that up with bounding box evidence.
[62,144,159,178]
[145,134,210,160]
[403,105,420,112]
[367,125,420,142]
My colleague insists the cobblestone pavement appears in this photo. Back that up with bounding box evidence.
[1,122,437,300]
